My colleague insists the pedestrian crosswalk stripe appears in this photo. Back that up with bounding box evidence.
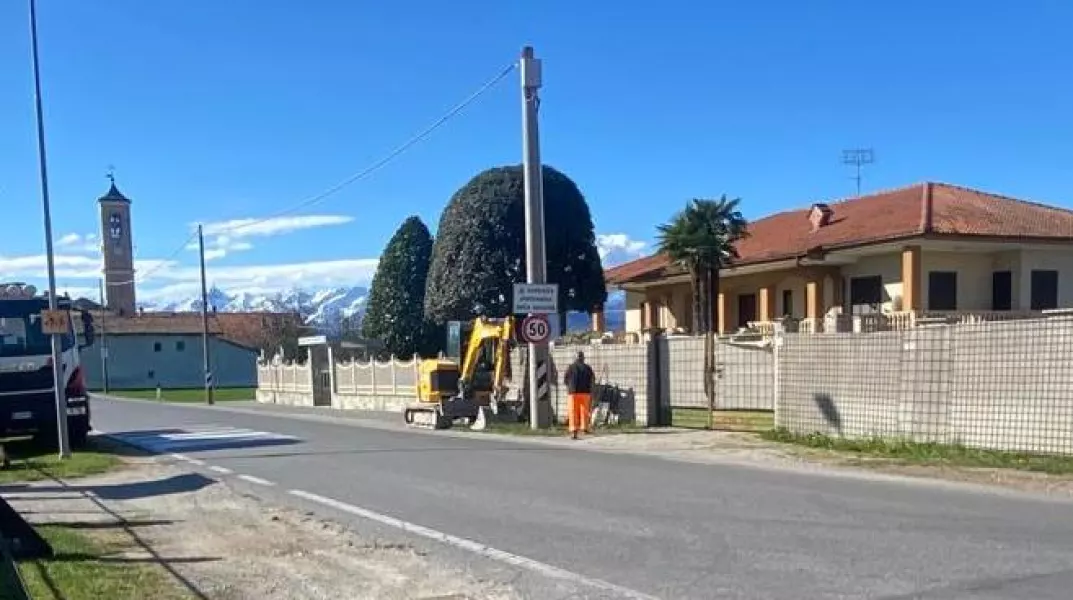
[108,425,299,453]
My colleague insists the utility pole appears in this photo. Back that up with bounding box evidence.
[520,46,551,430]
[197,225,214,405]
[28,0,69,458]
[97,279,109,393]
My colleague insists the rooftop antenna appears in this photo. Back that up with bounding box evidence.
[842,148,874,197]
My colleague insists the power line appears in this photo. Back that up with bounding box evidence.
[215,61,518,237]
[99,60,517,290]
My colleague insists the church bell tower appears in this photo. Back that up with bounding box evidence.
[98,176,136,315]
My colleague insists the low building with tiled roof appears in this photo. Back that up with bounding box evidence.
[606,182,1073,334]
[80,309,304,390]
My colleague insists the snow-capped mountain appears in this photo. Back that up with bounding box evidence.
[139,286,626,334]
[141,286,369,331]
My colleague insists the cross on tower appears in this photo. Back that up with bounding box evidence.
[106,164,115,184]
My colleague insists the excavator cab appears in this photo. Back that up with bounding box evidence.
[405,317,515,430]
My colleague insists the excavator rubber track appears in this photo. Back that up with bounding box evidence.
[403,404,451,430]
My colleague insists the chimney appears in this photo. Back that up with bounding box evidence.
[809,203,834,231]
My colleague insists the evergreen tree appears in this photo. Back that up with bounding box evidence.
[361,216,438,357]
[424,165,606,324]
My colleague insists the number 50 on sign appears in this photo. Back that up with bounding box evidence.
[520,314,551,344]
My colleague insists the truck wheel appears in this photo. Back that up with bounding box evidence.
[69,419,90,449]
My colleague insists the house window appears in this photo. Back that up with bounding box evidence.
[928,271,958,311]
[849,276,883,314]
[176,340,186,352]
[737,293,757,328]
[153,341,162,352]
[782,289,793,317]
[992,271,1012,311]
[1031,270,1059,310]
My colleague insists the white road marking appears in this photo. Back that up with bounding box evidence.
[107,425,299,453]
[237,474,275,486]
[288,489,660,600]
[208,465,233,475]
[168,452,205,466]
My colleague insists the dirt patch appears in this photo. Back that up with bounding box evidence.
[4,457,520,600]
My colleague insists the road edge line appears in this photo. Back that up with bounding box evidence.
[287,489,660,600]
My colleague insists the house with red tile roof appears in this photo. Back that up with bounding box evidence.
[604,182,1073,334]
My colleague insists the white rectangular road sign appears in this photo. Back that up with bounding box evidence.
[298,335,327,346]
[513,283,559,314]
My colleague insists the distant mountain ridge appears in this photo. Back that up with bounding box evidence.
[137,286,626,334]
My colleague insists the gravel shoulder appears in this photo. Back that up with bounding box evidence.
[568,428,1073,499]
[4,454,520,600]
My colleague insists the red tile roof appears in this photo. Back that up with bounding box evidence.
[93,310,302,350]
[605,182,1073,285]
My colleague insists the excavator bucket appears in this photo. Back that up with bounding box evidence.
[470,406,489,430]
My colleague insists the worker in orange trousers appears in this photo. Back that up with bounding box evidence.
[563,351,595,439]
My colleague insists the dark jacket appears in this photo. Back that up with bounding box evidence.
[564,361,595,394]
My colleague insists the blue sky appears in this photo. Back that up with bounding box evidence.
[2,0,1072,303]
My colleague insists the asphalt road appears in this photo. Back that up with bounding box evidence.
[91,397,1073,600]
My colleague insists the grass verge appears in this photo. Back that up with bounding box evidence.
[109,387,255,403]
[761,428,1073,475]
[0,439,120,486]
[17,524,188,600]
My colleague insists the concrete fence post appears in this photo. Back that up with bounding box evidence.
[369,358,377,397]
[391,355,398,395]
[327,345,337,408]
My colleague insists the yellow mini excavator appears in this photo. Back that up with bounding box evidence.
[404,316,521,430]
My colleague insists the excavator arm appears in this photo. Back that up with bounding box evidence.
[459,316,514,386]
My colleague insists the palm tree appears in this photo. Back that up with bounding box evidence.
[656,196,748,333]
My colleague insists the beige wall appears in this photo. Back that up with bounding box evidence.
[625,290,644,332]
[921,251,992,311]
[841,253,902,312]
[1021,249,1073,309]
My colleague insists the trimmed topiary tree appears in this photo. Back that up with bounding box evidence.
[424,164,607,325]
[362,216,438,358]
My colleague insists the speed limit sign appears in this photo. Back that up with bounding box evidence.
[519,314,551,344]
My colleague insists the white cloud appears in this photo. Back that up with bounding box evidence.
[596,233,649,266]
[136,258,379,302]
[0,250,378,303]
[57,232,101,254]
[188,214,353,261]
[0,253,178,283]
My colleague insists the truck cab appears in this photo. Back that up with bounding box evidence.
[0,283,95,448]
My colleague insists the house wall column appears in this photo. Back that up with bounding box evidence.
[806,278,825,320]
[901,245,922,311]
[716,292,728,334]
[644,299,660,329]
[591,310,605,333]
[759,285,776,322]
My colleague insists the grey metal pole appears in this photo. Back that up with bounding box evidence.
[198,225,214,405]
[98,279,109,394]
[520,46,551,430]
[28,0,70,458]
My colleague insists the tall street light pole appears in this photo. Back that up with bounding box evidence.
[28,0,70,458]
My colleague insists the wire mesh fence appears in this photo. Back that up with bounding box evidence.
[516,340,653,426]
[775,313,1073,456]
